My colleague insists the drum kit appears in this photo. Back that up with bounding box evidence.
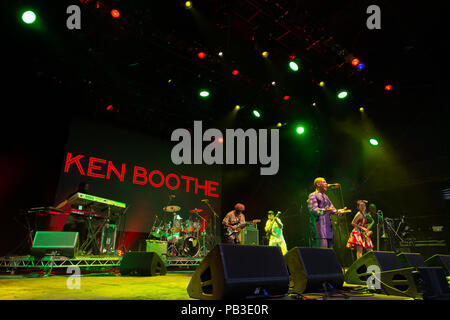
[150,205,209,257]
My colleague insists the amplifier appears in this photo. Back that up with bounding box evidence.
[241,225,259,245]
[142,239,167,263]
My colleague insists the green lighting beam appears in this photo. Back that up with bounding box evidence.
[22,10,36,24]
[369,138,379,146]
[289,61,299,71]
[337,91,348,99]
[253,110,261,118]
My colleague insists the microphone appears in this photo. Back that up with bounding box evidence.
[201,199,209,203]
[327,183,341,187]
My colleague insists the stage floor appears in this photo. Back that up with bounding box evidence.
[0,272,413,300]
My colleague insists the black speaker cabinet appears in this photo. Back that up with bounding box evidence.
[378,267,419,298]
[31,231,79,258]
[378,266,450,300]
[397,252,426,268]
[284,247,344,294]
[120,251,167,276]
[344,251,403,285]
[425,254,450,276]
[187,244,289,300]
[414,267,450,300]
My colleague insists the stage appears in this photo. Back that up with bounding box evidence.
[0,271,413,301]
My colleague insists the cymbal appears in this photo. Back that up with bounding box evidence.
[164,205,181,212]
[189,208,204,214]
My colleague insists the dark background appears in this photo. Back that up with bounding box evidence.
[1,0,449,260]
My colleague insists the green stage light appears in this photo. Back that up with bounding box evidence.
[337,91,348,99]
[22,10,36,24]
[289,61,299,71]
[253,110,261,118]
[369,138,379,146]
[296,126,305,134]
[199,90,210,98]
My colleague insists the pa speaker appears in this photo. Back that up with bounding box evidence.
[187,244,289,300]
[425,254,450,276]
[344,251,403,285]
[397,252,426,268]
[31,231,79,258]
[284,247,344,294]
[120,251,167,276]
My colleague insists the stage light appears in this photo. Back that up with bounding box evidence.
[357,63,365,70]
[110,9,120,18]
[359,107,365,112]
[117,249,124,257]
[218,52,223,57]
[369,138,379,146]
[197,51,206,59]
[261,51,269,58]
[289,61,299,71]
[234,105,240,111]
[283,95,290,101]
[22,10,36,24]
[296,126,305,134]
[199,90,210,98]
[253,110,261,118]
[106,105,113,111]
[385,84,392,91]
[277,122,282,127]
[319,81,325,87]
[232,69,239,76]
[218,137,224,143]
[185,1,193,9]
[337,91,348,99]
[271,81,276,86]
[351,58,360,66]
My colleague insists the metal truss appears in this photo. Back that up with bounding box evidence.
[0,255,122,270]
[166,257,203,267]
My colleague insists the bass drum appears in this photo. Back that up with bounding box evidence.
[176,236,200,257]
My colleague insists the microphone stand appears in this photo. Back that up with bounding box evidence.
[202,200,219,249]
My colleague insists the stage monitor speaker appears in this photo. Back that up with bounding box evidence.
[377,267,450,300]
[376,267,418,298]
[187,244,289,300]
[425,254,450,276]
[397,252,426,268]
[120,251,167,276]
[284,247,344,294]
[414,267,450,300]
[241,226,259,245]
[31,231,79,258]
[344,251,403,285]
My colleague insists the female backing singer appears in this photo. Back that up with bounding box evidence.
[346,200,374,259]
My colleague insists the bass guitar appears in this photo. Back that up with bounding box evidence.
[225,219,261,237]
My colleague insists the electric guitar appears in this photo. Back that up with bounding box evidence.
[225,219,261,237]
[265,212,282,240]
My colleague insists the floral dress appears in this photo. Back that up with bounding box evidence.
[346,212,374,249]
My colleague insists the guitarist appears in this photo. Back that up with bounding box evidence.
[222,203,247,244]
[307,177,349,249]
[265,211,287,255]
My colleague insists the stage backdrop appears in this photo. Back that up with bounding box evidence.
[53,116,222,250]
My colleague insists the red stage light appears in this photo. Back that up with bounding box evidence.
[110,9,120,18]
[385,84,392,91]
[117,249,124,256]
[106,105,113,111]
[197,52,206,59]
[232,70,239,76]
[351,58,360,66]
[283,95,290,101]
